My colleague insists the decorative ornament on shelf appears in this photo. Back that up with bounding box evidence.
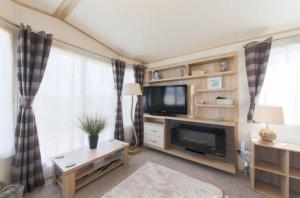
[253,105,284,143]
[207,77,222,89]
[215,96,233,105]
[179,67,186,77]
[153,71,162,80]
[219,60,229,72]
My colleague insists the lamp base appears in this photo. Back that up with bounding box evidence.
[128,146,141,155]
[259,128,277,142]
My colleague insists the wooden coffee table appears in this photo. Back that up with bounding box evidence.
[52,139,128,198]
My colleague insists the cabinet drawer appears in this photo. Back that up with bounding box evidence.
[146,135,164,149]
[144,123,164,137]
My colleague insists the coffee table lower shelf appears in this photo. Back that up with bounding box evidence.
[52,140,129,198]
[75,160,123,190]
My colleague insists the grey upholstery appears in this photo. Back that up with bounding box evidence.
[0,182,24,198]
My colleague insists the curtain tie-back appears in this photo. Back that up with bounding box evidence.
[20,99,32,108]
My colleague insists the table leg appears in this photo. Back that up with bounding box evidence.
[63,172,75,198]
[123,147,128,166]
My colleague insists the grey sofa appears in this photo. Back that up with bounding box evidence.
[0,182,24,198]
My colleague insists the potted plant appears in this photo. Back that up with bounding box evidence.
[79,115,109,149]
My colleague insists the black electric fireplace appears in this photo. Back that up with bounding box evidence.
[170,124,226,157]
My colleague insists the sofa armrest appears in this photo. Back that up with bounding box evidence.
[0,184,24,198]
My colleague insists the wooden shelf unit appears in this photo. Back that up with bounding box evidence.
[251,138,300,198]
[145,52,238,124]
[196,88,236,93]
[146,70,235,83]
[195,104,236,108]
[143,115,236,174]
[143,52,239,175]
[144,114,236,127]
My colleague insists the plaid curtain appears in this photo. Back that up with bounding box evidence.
[244,37,272,122]
[112,59,126,140]
[11,24,52,192]
[131,65,145,146]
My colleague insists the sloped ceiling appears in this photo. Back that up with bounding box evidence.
[12,0,300,63]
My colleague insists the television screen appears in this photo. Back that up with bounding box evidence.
[143,85,187,115]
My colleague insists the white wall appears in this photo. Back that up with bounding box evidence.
[0,0,141,184]
[146,30,300,167]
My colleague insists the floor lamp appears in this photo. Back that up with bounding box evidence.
[123,83,142,154]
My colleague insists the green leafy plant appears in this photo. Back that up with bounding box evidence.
[79,115,109,136]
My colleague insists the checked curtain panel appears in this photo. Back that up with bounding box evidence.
[11,24,52,192]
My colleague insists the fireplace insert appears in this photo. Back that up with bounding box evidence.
[170,124,226,157]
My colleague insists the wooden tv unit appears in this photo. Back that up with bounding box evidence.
[144,114,237,174]
[143,52,239,174]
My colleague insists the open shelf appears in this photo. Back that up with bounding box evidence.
[255,161,286,176]
[143,114,236,127]
[290,178,300,198]
[290,151,300,180]
[255,181,284,198]
[75,155,122,180]
[195,104,236,108]
[146,52,237,72]
[254,145,288,175]
[290,168,300,180]
[146,70,235,83]
[75,160,122,190]
[254,169,286,198]
[196,88,236,93]
[290,191,300,198]
[162,147,236,174]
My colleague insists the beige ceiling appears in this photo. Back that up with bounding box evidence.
[12,0,300,63]
[13,0,64,14]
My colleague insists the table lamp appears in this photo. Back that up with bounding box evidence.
[123,83,142,154]
[253,105,284,142]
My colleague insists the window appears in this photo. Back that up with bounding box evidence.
[33,47,134,177]
[0,26,15,158]
[259,42,300,125]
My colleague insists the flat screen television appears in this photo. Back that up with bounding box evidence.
[143,85,187,116]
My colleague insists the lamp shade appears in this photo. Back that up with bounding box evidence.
[123,83,142,96]
[253,105,284,125]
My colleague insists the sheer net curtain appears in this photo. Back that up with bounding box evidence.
[0,26,15,159]
[259,42,300,125]
[33,47,134,177]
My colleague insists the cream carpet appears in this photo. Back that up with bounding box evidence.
[101,161,223,198]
